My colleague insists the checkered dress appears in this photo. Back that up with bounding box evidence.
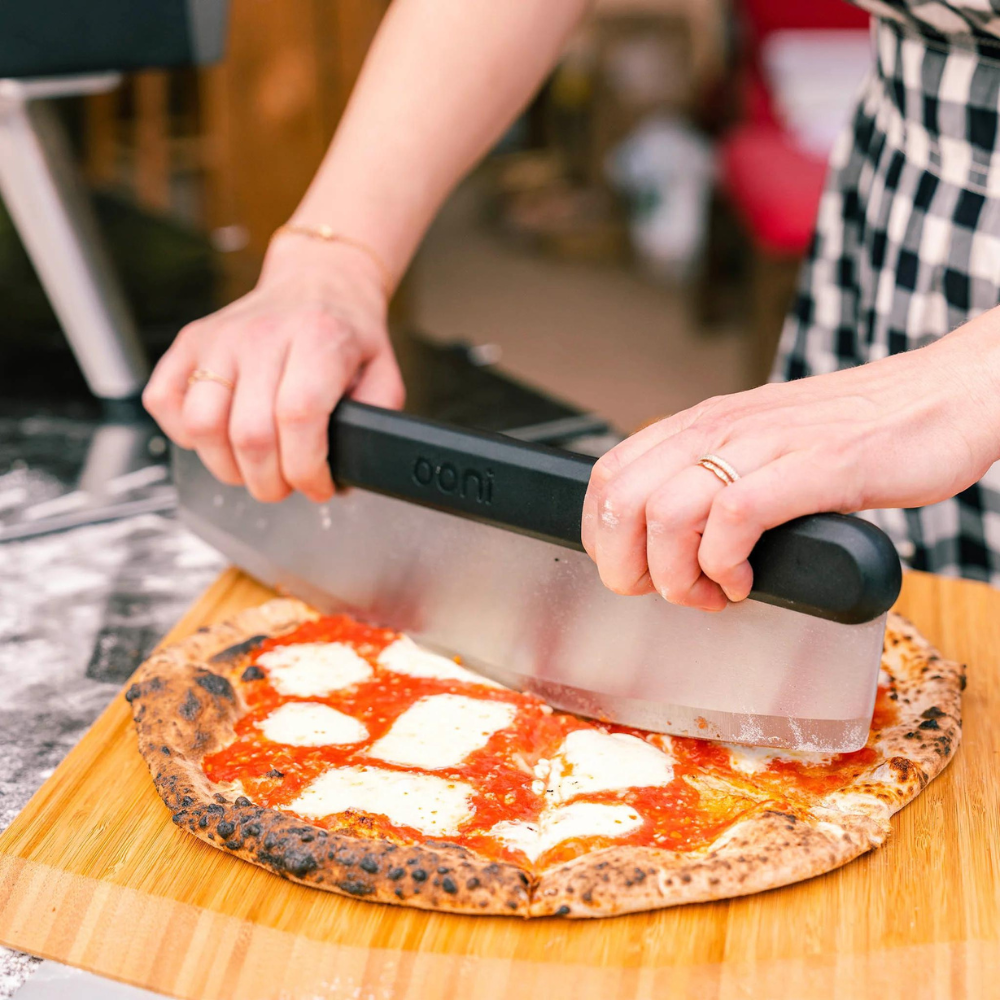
[774,6,1000,586]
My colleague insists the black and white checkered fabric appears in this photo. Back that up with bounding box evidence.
[774,13,1000,586]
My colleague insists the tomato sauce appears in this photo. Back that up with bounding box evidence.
[203,616,587,861]
[870,683,898,732]
[203,615,898,870]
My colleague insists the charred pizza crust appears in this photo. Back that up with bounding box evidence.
[817,613,963,820]
[127,599,531,915]
[530,809,887,916]
[530,612,963,916]
[128,603,962,919]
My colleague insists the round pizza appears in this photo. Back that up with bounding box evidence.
[126,598,962,918]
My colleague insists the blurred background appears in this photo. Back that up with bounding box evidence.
[0,0,874,539]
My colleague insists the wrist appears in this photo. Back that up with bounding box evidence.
[260,229,390,307]
[936,306,1000,465]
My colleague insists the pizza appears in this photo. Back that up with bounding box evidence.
[126,599,962,918]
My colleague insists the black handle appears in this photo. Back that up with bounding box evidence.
[331,400,591,546]
[329,402,901,624]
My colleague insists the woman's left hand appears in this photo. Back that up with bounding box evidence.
[581,316,1000,610]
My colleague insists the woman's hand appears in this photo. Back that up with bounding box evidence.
[581,317,1000,611]
[143,234,402,504]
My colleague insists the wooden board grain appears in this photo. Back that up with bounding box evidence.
[1,568,999,999]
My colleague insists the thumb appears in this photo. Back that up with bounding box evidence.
[350,350,406,410]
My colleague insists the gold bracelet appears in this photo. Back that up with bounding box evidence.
[271,222,394,295]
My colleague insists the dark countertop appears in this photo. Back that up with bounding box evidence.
[0,508,225,996]
[0,411,226,997]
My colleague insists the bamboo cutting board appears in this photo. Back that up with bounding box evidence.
[1,568,999,1000]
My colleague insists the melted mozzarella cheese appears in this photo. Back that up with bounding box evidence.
[256,642,372,697]
[377,636,500,687]
[258,702,368,747]
[490,802,643,862]
[367,694,517,770]
[724,743,831,775]
[548,729,674,802]
[288,765,473,835]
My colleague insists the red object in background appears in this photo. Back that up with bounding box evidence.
[720,123,830,255]
[720,0,870,256]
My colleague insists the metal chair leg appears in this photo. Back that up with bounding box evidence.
[0,75,149,400]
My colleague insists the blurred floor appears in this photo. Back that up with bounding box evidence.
[413,181,754,433]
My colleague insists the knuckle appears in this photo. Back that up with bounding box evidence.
[690,395,726,424]
[176,320,203,344]
[184,409,227,442]
[689,416,727,447]
[714,487,751,523]
[645,495,683,533]
[648,560,695,605]
[275,396,325,428]
[312,312,350,337]
[230,423,276,457]
[243,314,280,338]
[322,323,362,356]
[591,449,624,488]
[697,547,728,582]
[141,381,167,414]
[599,481,640,525]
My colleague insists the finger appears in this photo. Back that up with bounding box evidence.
[582,418,684,557]
[699,452,835,602]
[350,350,406,409]
[582,410,711,557]
[143,333,198,448]
[275,334,359,503]
[229,342,292,503]
[587,429,707,594]
[181,360,242,485]
[646,465,728,611]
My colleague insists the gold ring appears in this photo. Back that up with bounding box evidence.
[698,453,740,486]
[187,368,235,391]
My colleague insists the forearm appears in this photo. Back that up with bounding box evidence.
[930,304,1000,469]
[288,0,591,289]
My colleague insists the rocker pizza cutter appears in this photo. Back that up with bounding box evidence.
[175,400,902,753]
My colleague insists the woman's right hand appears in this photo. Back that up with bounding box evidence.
[142,233,403,504]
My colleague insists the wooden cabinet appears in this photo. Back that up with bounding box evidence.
[82,0,390,297]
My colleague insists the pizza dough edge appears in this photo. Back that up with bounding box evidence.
[530,611,964,918]
[821,611,964,817]
[127,597,533,917]
[530,807,886,917]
